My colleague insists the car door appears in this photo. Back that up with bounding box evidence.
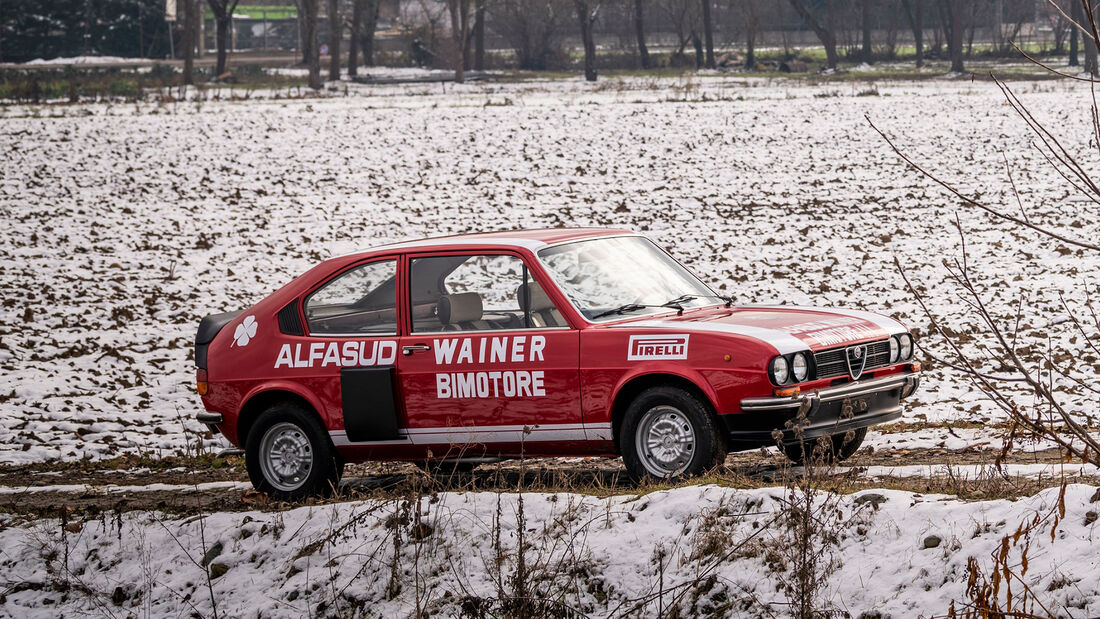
[397,250,582,454]
[299,257,405,446]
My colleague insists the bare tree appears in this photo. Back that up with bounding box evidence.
[491,0,570,70]
[900,0,922,67]
[446,0,473,81]
[183,0,196,84]
[575,0,599,80]
[361,0,380,67]
[739,0,759,69]
[787,0,838,69]
[328,0,341,81]
[348,0,363,76]
[937,0,965,73]
[700,0,715,68]
[207,0,241,76]
[473,0,486,70]
[297,0,322,88]
[869,72,1100,473]
[634,0,651,69]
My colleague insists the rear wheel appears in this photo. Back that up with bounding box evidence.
[620,386,726,483]
[245,402,342,500]
[781,426,868,465]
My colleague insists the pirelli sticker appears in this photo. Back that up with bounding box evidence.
[628,334,689,360]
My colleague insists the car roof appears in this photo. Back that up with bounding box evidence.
[367,227,637,253]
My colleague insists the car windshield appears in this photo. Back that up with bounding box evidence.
[537,236,719,321]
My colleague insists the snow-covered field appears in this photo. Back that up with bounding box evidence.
[0,483,1095,617]
[2,75,1097,464]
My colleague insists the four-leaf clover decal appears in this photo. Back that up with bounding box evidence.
[232,315,258,347]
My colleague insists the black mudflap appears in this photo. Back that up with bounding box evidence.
[340,367,401,441]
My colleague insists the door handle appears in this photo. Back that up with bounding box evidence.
[402,344,431,356]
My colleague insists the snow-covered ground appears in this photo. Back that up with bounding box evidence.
[0,76,1097,464]
[0,484,1096,617]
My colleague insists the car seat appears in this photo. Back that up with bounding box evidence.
[437,292,491,331]
[515,282,566,328]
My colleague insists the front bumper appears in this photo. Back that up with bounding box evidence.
[722,372,920,447]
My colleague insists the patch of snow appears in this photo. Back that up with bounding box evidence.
[0,484,1096,616]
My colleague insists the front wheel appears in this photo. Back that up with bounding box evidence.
[620,386,727,483]
[245,402,342,500]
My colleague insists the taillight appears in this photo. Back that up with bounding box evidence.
[196,368,209,395]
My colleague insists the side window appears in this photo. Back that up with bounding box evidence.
[305,260,398,335]
[409,254,566,332]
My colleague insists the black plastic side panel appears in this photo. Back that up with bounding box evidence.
[277,301,304,336]
[194,310,243,369]
[340,367,400,442]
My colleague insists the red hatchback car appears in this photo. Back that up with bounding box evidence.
[195,228,920,498]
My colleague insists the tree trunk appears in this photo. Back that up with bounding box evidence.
[701,0,715,68]
[348,0,362,76]
[634,0,650,69]
[787,0,837,69]
[361,0,380,67]
[299,0,322,88]
[215,16,230,75]
[575,0,598,81]
[1070,0,1081,67]
[447,0,470,83]
[860,0,872,64]
[937,0,964,73]
[900,0,922,67]
[692,33,703,68]
[328,0,340,81]
[183,0,195,84]
[473,1,486,70]
[741,0,758,70]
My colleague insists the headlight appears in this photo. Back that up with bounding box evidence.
[899,334,913,360]
[889,337,900,363]
[771,356,790,384]
[791,352,809,382]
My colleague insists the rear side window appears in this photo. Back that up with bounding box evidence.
[409,254,565,332]
[305,260,398,335]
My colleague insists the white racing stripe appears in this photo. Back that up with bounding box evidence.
[620,320,809,354]
[753,305,907,335]
[331,422,614,446]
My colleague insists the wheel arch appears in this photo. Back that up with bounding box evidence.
[236,383,327,448]
[608,371,720,453]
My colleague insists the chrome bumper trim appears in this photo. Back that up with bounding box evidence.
[740,373,919,412]
[196,411,224,424]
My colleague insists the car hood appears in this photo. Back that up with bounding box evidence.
[622,305,908,354]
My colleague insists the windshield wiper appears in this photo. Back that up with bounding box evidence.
[592,293,734,320]
[592,303,663,320]
[662,293,734,311]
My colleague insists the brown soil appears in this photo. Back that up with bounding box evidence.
[0,447,1091,521]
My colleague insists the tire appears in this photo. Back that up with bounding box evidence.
[619,386,727,483]
[245,402,342,500]
[781,426,868,465]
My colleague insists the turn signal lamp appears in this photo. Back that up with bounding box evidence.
[909,361,922,372]
[774,386,800,398]
[196,369,209,395]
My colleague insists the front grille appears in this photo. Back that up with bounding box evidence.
[814,340,891,379]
